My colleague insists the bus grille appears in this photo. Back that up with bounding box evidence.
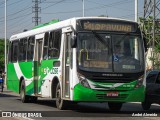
[96,94,128,100]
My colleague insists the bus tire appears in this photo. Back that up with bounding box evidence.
[108,102,122,111]
[55,83,67,110]
[30,96,38,103]
[142,100,151,110]
[20,80,29,103]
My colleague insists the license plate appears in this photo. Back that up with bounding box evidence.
[107,92,119,97]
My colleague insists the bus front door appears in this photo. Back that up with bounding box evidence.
[34,34,44,95]
[62,30,72,99]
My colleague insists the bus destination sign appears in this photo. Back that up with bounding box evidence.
[81,20,136,32]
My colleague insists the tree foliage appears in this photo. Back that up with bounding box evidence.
[139,17,160,69]
[0,39,4,71]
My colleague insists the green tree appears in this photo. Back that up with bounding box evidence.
[0,39,5,71]
[139,17,160,69]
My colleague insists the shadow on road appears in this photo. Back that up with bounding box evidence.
[32,99,56,108]
[1,88,160,117]
[32,99,160,115]
[16,100,160,117]
[0,91,18,97]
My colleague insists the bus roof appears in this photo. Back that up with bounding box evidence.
[9,17,137,41]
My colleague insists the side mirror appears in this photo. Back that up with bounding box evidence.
[71,35,77,48]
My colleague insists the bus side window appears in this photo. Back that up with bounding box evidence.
[19,38,27,61]
[11,40,19,63]
[43,32,49,60]
[53,30,61,58]
[27,36,35,61]
[48,31,54,59]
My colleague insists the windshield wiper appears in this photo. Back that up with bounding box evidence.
[91,31,109,47]
[117,32,130,44]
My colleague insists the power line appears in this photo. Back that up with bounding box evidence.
[119,11,143,18]
[0,0,25,9]
[9,21,33,35]
[0,6,32,21]
[0,12,32,23]
[86,0,134,12]
[0,0,47,21]
[41,0,66,10]
[42,0,134,15]
[0,1,5,6]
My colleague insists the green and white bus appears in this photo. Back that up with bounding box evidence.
[7,17,146,111]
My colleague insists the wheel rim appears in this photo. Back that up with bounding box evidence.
[20,85,24,100]
[56,87,61,107]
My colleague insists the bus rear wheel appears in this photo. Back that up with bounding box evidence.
[55,83,67,110]
[108,102,123,111]
[20,80,29,103]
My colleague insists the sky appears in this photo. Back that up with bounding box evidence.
[0,0,144,39]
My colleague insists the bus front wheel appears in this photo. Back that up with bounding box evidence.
[108,102,123,111]
[20,80,29,103]
[142,99,151,110]
[55,83,67,110]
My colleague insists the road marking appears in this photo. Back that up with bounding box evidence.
[144,117,160,120]
[15,117,35,120]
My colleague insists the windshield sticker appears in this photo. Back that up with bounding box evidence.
[122,65,135,69]
[83,61,109,68]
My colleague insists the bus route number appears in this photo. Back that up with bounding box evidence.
[43,67,58,75]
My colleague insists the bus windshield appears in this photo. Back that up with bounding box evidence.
[77,32,144,73]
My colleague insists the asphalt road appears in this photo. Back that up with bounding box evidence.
[0,88,160,120]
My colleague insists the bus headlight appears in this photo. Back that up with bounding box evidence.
[78,73,90,88]
[135,75,144,88]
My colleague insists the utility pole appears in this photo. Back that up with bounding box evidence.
[32,0,41,26]
[153,0,156,70]
[143,0,160,69]
[135,0,138,22]
[135,0,138,59]
[82,0,85,17]
[4,0,7,86]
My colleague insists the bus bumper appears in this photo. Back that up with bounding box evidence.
[73,84,145,102]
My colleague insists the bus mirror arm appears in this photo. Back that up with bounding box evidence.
[71,35,77,48]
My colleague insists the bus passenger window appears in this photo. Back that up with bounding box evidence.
[19,38,27,61]
[48,30,61,59]
[48,31,54,58]
[43,32,49,60]
[27,36,35,61]
[11,41,19,62]
[53,30,61,57]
